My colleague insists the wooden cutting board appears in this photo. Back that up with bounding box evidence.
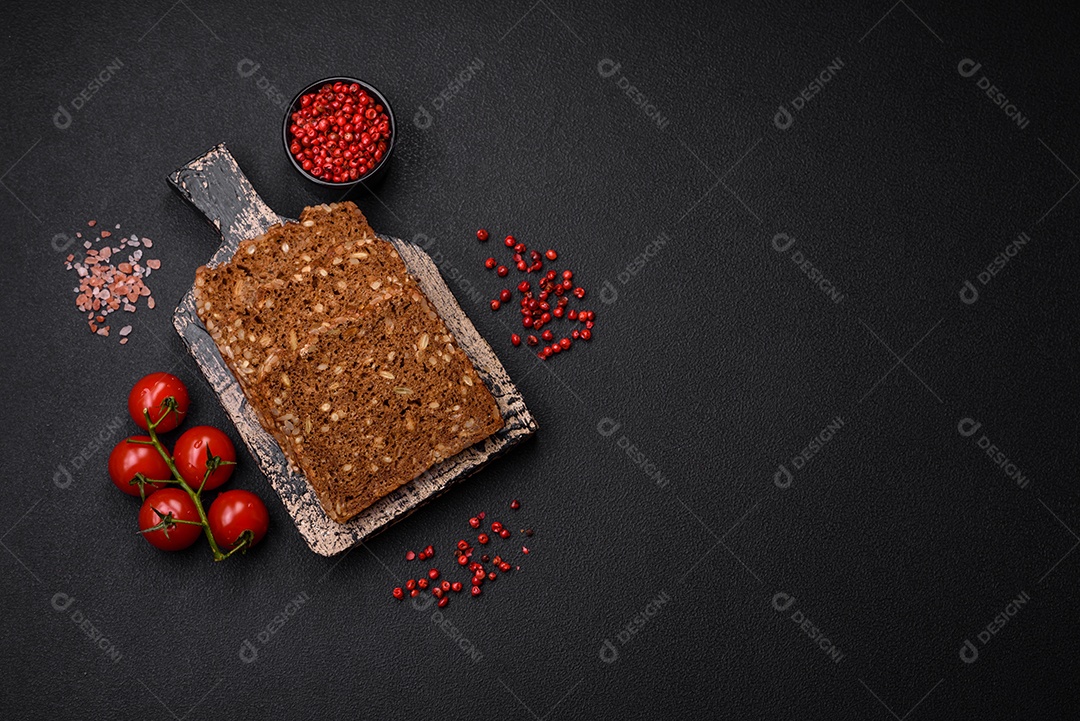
[169,144,537,556]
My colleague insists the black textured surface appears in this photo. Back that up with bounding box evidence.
[1,2,1078,719]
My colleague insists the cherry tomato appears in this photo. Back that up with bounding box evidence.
[173,426,236,490]
[128,372,190,432]
[208,490,269,549]
[138,488,202,551]
[108,436,170,497]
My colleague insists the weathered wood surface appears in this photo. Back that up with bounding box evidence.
[169,144,537,556]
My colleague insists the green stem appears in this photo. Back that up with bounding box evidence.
[216,532,253,560]
[143,409,232,561]
[198,466,212,495]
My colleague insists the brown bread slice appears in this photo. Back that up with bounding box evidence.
[193,202,412,460]
[194,201,503,522]
[260,287,504,523]
[192,202,411,414]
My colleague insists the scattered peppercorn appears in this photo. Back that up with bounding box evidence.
[390,504,531,605]
[474,230,596,360]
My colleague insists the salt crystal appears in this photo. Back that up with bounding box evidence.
[65,222,162,343]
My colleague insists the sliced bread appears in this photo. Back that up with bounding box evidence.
[193,201,504,523]
[260,288,504,522]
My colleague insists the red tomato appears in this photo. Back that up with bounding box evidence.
[208,490,269,549]
[138,488,202,551]
[128,373,190,432]
[107,436,170,497]
[173,426,236,490]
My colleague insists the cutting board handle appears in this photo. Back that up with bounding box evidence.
[168,143,286,262]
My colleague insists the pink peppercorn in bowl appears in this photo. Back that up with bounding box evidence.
[282,76,395,187]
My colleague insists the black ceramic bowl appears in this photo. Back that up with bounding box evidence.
[282,76,396,187]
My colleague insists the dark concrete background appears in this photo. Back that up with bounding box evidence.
[1,2,1078,718]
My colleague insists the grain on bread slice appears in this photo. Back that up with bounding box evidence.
[261,287,504,523]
